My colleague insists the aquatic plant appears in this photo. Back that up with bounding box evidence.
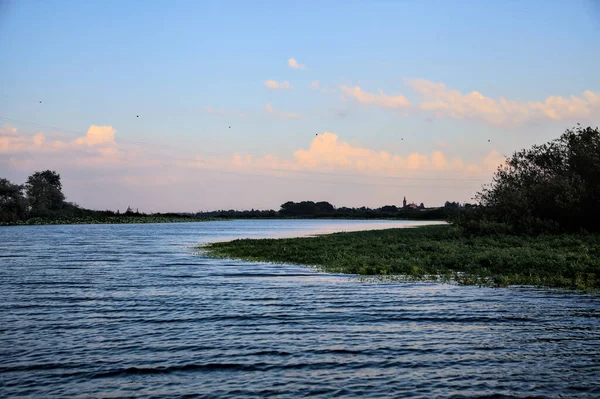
[203,225,600,291]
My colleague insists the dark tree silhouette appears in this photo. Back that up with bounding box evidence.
[0,178,28,222]
[473,125,600,233]
[25,170,65,216]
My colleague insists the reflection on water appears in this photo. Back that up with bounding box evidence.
[1,220,599,398]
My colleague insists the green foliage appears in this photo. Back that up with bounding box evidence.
[0,178,28,222]
[203,225,600,291]
[468,125,600,234]
[25,170,66,216]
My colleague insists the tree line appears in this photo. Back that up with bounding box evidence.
[0,170,461,223]
[0,171,200,223]
[196,201,459,220]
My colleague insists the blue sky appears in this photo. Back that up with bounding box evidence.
[1,0,599,211]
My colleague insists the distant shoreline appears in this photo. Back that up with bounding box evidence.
[0,215,448,227]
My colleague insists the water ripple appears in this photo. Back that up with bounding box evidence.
[1,220,599,398]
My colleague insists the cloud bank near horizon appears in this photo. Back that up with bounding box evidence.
[1,124,504,211]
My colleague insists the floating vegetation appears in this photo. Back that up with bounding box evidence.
[203,225,600,291]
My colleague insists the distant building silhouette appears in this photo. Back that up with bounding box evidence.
[402,196,419,209]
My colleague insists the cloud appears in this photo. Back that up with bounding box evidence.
[288,58,305,70]
[205,106,225,115]
[0,125,118,158]
[0,125,18,135]
[265,80,292,89]
[310,80,336,94]
[407,79,600,126]
[1,125,500,211]
[265,103,300,119]
[335,79,599,126]
[231,132,502,177]
[74,126,116,146]
[340,86,411,109]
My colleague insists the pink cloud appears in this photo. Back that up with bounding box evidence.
[407,79,600,126]
[229,132,502,177]
[288,58,305,70]
[264,80,292,89]
[340,86,411,109]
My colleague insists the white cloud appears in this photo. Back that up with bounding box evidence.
[407,79,600,126]
[288,58,305,70]
[265,80,292,89]
[75,125,116,146]
[340,85,411,109]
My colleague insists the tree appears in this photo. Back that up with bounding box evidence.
[279,201,335,216]
[25,170,65,216]
[444,201,460,208]
[474,125,600,233]
[0,178,28,222]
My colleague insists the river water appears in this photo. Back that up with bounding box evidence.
[1,220,599,398]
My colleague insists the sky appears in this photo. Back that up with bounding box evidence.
[1,0,599,212]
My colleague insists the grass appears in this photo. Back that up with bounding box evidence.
[202,225,600,291]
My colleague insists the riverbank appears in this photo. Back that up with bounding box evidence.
[0,215,217,226]
[203,224,600,290]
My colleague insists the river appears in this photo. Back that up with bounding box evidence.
[1,220,599,398]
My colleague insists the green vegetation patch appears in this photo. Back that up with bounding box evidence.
[202,225,600,290]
